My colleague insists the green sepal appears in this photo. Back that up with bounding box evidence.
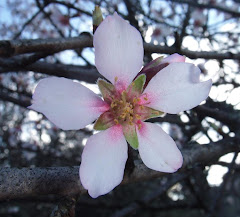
[97,79,115,103]
[138,106,165,121]
[94,111,115,131]
[93,6,103,33]
[128,74,146,97]
[123,124,139,149]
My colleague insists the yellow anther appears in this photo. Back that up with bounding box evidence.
[129,116,133,121]
[121,91,127,102]
[120,113,126,119]
[125,107,130,112]
[135,114,141,119]
[138,124,142,130]
[137,98,141,102]
[133,98,137,104]
[140,105,144,110]
[114,76,118,83]
[111,101,117,108]
[114,119,119,124]
[144,97,148,101]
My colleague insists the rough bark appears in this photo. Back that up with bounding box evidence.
[0,137,238,201]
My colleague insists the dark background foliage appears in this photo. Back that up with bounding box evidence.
[0,0,240,216]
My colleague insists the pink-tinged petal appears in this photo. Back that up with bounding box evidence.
[143,63,212,114]
[137,122,183,173]
[80,125,128,198]
[94,12,143,88]
[161,53,185,63]
[28,77,109,130]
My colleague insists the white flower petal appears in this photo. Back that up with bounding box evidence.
[29,77,109,130]
[137,122,183,173]
[94,12,143,88]
[80,125,128,198]
[143,63,212,114]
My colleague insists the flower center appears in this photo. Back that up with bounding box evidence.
[110,90,142,126]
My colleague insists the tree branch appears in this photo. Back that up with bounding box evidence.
[0,138,239,201]
[167,0,240,17]
[194,105,240,131]
[1,37,240,60]
[144,43,240,60]
[26,61,101,82]
[111,172,190,217]
[0,61,101,84]
[0,35,92,57]
[13,9,42,39]
[0,91,31,108]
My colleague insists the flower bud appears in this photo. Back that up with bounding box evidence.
[93,6,103,33]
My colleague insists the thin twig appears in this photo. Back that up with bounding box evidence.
[207,152,239,217]
[111,172,191,217]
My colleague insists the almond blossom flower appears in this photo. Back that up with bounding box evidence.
[151,24,172,44]
[29,12,212,198]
